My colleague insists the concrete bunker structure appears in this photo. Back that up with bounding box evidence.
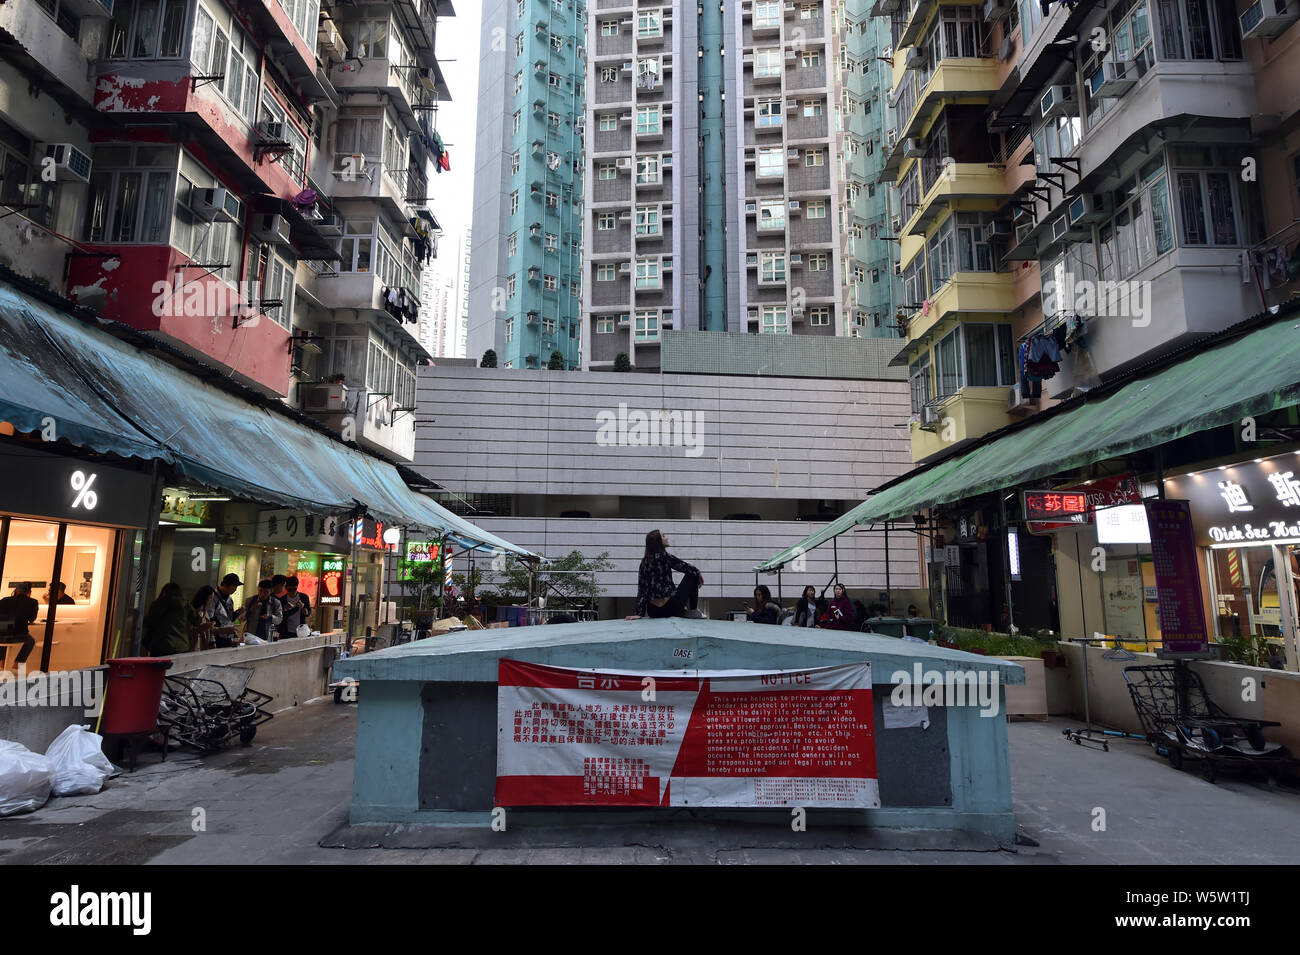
[334,619,1024,841]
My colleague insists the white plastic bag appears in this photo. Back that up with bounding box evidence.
[296,624,312,638]
[45,725,117,797]
[0,740,53,816]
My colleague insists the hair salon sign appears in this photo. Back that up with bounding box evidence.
[1164,453,1300,547]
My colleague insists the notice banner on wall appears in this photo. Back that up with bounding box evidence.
[496,660,879,809]
[1144,499,1210,656]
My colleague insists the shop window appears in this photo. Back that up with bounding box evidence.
[0,519,116,673]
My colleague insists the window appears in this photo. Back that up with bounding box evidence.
[808,252,828,270]
[548,111,561,129]
[601,67,618,82]
[509,190,519,214]
[85,145,177,246]
[1096,154,1174,280]
[598,212,615,230]
[599,162,617,179]
[505,317,515,343]
[935,328,962,398]
[754,0,780,28]
[260,252,295,330]
[599,113,618,131]
[800,2,819,18]
[635,258,661,288]
[756,98,783,128]
[512,110,521,134]
[596,315,615,333]
[507,232,517,256]
[546,191,559,208]
[759,251,786,283]
[597,263,616,281]
[803,99,823,117]
[908,353,932,414]
[807,200,827,218]
[954,211,996,272]
[636,106,661,136]
[510,150,520,175]
[545,232,558,251]
[757,145,783,177]
[760,305,789,333]
[549,72,562,88]
[809,306,830,326]
[551,34,563,52]
[635,309,659,340]
[515,32,524,56]
[1172,148,1241,247]
[0,141,56,229]
[800,51,822,67]
[962,323,1016,387]
[544,274,558,290]
[903,254,925,307]
[636,205,660,235]
[755,48,782,78]
[637,11,661,37]
[110,0,187,59]
[926,215,956,293]
[514,71,523,95]
[758,199,785,230]
[636,156,660,184]
[600,20,618,36]
[805,149,825,166]
[189,9,259,122]
[507,274,517,298]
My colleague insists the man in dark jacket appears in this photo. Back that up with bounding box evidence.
[0,582,38,667]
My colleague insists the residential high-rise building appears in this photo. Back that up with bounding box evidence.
[582,0,899,370]
[877,0,1297,464]
[0,0,453,462]
[467,0,587,370]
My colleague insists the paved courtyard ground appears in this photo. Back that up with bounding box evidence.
[2,699,1297,864]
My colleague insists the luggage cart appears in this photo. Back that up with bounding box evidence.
[1123,663,1296,783]
[157,665,274,753]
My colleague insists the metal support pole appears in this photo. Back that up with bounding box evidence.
[833,535,840,583]
[347,511,360,649]
[131,461,164,657]
[777,569,782,606]
[39,523,67,672]
[884,521,892,615]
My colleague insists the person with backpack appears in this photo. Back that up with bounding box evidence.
[143,583,198,657]
[243,579,282,643]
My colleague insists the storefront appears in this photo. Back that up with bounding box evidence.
[249,507,352,634]
[1166,450,1300,668]
[350,518,398,635]
[0,443,154,672]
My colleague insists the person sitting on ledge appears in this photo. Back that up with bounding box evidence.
[819,583,857,631]
[746,585,781,625]
[628,529,705,620]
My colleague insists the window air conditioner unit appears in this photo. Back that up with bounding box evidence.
[619,210,632,220]
[1040,85,1077,120]
[38,143,92,183]
[919,404,943,431]
[316,212,343,235]
[194,187,241,223]
[617,157,632,170]
[1091,58,1136,98]
[252,213,292,245]
[619,261,632,273]
[745,201,757,213]
[788,200,800,211]
[902,137,925,159]
[787,147,801,162]
[1067,193,1110,226]
[894,263,903,276]
[257,120,285,141]
[789,253,803,265]
[1240,0,1298,37]
[746,252,758,266]
[302,383,348,413]
[1050,215,1069,241]
[1008,383,1034,410]
[662,258,673,272]
[891,214,901,232]
[984,0,1010,19]
[984,218,1014,241]
[905,48,927,69]
[662,155,673,169]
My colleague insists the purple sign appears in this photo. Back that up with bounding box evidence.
[1144,499,1209,656]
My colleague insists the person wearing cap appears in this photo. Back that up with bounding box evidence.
[205,573,245,648]
[280,575,312,639]
[0,582,38,668]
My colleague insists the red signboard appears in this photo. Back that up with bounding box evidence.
[495,660,879,809]
[1027,474,1142,533]
[1023,490,1088,520]
[1144,499,1210,656]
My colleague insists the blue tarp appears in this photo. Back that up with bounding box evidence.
[0,284,537,558]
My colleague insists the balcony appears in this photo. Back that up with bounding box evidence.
[247,0,325,100]
[330,156,418,222]
[906,271,1018,345]
[330,59,429,134]
[909,387,1011,463]
[904,163,1009,236]
[0,0,96,110]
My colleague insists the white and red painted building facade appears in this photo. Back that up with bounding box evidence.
[0,0,451,461]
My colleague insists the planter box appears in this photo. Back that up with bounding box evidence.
[997,655,1048,721]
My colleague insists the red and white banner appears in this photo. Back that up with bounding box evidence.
[495,660,878,809]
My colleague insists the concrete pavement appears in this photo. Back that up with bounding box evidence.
[1,699,1297,864]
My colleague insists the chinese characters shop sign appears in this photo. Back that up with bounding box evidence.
[495,660,879,809]
[1144,499,1209,656]
[1164,454,1300,547]
[1022,489,1089,522]
[1026,474,1142,533]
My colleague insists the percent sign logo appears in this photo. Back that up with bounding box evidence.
[70,470,99,510]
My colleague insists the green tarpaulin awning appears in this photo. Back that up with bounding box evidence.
[756,309,1300,572]
[0,283,537,559]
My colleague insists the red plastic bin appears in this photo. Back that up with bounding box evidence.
[100,657,173,736]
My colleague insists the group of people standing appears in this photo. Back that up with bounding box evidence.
[143,573,313,658]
